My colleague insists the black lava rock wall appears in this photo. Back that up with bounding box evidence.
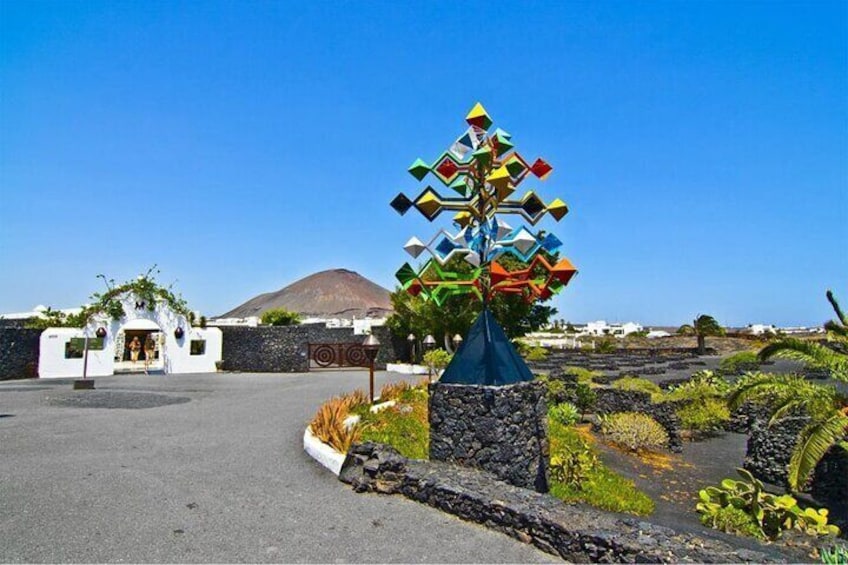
[0,328,41,380]
[219,324,398,373]
[428,380,549,492]
[339,442,788,563]
[745,414,848,532]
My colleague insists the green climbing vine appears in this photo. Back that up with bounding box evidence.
[26,266,192,329]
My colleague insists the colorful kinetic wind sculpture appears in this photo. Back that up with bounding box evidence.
[391,103,578,307]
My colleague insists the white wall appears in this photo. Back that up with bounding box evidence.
[39,328,115,379]
[168,327,222,374]
[38,293,221,378]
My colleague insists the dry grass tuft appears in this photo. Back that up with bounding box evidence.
[310,395,361,453]
[345,388,370,408]
[379,380,413,401]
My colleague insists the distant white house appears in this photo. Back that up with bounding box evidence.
[582,320,644,337]
[646,330,672,339]
[207,316,260,327]
[523,320,646,348]
[744,324,824,336]
[210,314,387,335]
[781,326,825,335]
[521,332,581,349]
[747,324,777,336]
[0,304,84,321]
[37,293,221,379]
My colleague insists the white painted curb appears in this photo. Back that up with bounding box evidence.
[303,426,346,476]
[370,399,396,413]
[386,363,429,375]
[303,400,400,476]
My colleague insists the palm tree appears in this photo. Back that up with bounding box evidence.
[678,314,725,355]
[729,290,848,491]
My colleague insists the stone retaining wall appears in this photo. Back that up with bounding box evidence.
[340,442,788,563]
[0,328,41,380]
[745,416,810,487]
[219,324,400,372]
[428,381,549,492]
[745,415,848,532]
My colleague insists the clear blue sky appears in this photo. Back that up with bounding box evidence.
[1,1,846,327]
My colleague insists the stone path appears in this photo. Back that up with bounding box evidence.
[0,372,558,563]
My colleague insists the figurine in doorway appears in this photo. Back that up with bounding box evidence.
[144,335,156,374]
[128,336,141,363]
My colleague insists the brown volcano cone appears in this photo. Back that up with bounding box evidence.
[219,269,392,320]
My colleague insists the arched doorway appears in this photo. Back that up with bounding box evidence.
[115,319,165,373]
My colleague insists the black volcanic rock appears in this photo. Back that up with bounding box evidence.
[219,268,392,319]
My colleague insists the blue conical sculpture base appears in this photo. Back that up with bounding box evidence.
[439,307,534,386]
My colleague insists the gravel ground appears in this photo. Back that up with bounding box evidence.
[0,372,558,564]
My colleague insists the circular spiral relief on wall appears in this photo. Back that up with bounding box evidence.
[345,346,367,367]
[311,345,337,367]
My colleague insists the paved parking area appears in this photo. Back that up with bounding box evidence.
[0,371,556,563]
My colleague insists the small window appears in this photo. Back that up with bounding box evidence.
[64,337,104,359]
[190,340,206,356]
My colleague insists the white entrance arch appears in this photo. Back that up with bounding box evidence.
[38,292,222,378]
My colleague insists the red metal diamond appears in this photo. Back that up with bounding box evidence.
[436,158,459,180]
[530,158,553,179]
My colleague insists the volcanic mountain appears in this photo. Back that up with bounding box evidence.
[219,269,393,320]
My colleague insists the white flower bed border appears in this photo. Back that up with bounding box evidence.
[303,400,397,476]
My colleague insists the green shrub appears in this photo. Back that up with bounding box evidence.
[359,384,429,459]
[719,351,761,375]
[574,382,597,416]
[512,340,531,356]
[677,397,731,432]
[599,412,669,452]
[261,308,301,326]
[548,420,654,515]
[704,505,765,539]
[663,371,730,403]
[596,338,616,353]
[612,376,663,400]
[525,346,548,362]
[423,349,452,373]
[537,374,568,404]
[563,366,599,384]
[550,444,597,489]
[697,468,840,541]
[549,402,580,426]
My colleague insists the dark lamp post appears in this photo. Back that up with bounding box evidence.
[407,333,416,364]
[95,327,107,338]
[423,334,436,381]
[362,334,381,403]
[452,334,463,350]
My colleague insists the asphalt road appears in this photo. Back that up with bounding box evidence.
[0,371,557,563]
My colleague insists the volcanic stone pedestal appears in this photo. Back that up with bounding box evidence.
[429,380,549,492]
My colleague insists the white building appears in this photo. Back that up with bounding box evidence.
[582,320,644,337]
[38,292,221,379]
[747,324,777,336]
[211,314,387,336]
[646,330,672,339]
